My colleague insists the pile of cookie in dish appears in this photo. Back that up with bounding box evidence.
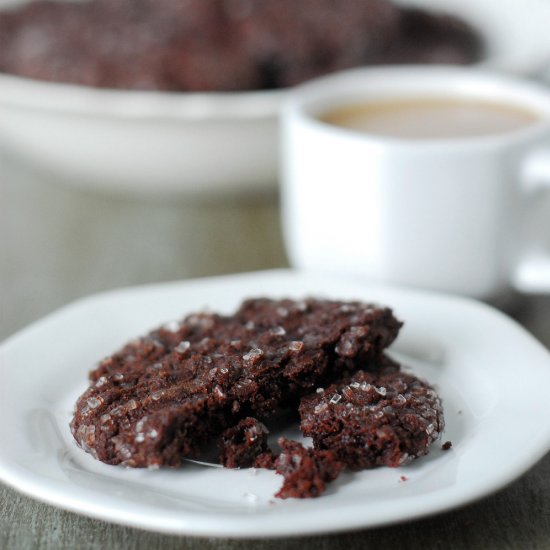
[0,0,482,91]
[72,298,446,499]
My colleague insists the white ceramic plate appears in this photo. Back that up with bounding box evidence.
[1,0,550,196]
[1,269,549,538]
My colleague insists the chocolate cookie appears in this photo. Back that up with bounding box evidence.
[0,0,262,91]
[274,438,344,499]
[377,7,484,65]
[219,417,270,469]
[0,0,482,91]
[299,367,444,469]
[71,298,402,467]
[231,0,400,87]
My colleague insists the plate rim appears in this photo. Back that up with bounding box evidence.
[1,269,549,537]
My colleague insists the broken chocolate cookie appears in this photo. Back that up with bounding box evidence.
[71,298,401,467]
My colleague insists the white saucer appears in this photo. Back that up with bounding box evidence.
[0,270,549,537]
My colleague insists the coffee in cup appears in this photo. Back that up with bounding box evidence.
[319,97,539,139]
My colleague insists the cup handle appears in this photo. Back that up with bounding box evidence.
[513,147,550,293]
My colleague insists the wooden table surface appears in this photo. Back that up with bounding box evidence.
[1,154,549,550]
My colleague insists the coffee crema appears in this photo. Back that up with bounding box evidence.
[319,97,539,139]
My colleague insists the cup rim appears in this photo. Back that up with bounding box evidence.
[284,65,550,148]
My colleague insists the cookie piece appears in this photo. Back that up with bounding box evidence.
[378,7,484,65]
[274,438,344,499]
[219,417,270,469]
[253,451,277,470]
[71,298,402,467]
[0,0,482,91]
[299,367,444,470]
[0,0,262,91]
[232,0,400,87]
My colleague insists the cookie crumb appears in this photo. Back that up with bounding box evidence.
[219,417,269,468]
[274,438,344,499]
[441,441,453,451]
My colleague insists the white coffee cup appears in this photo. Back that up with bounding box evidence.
[282,66,550,300]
